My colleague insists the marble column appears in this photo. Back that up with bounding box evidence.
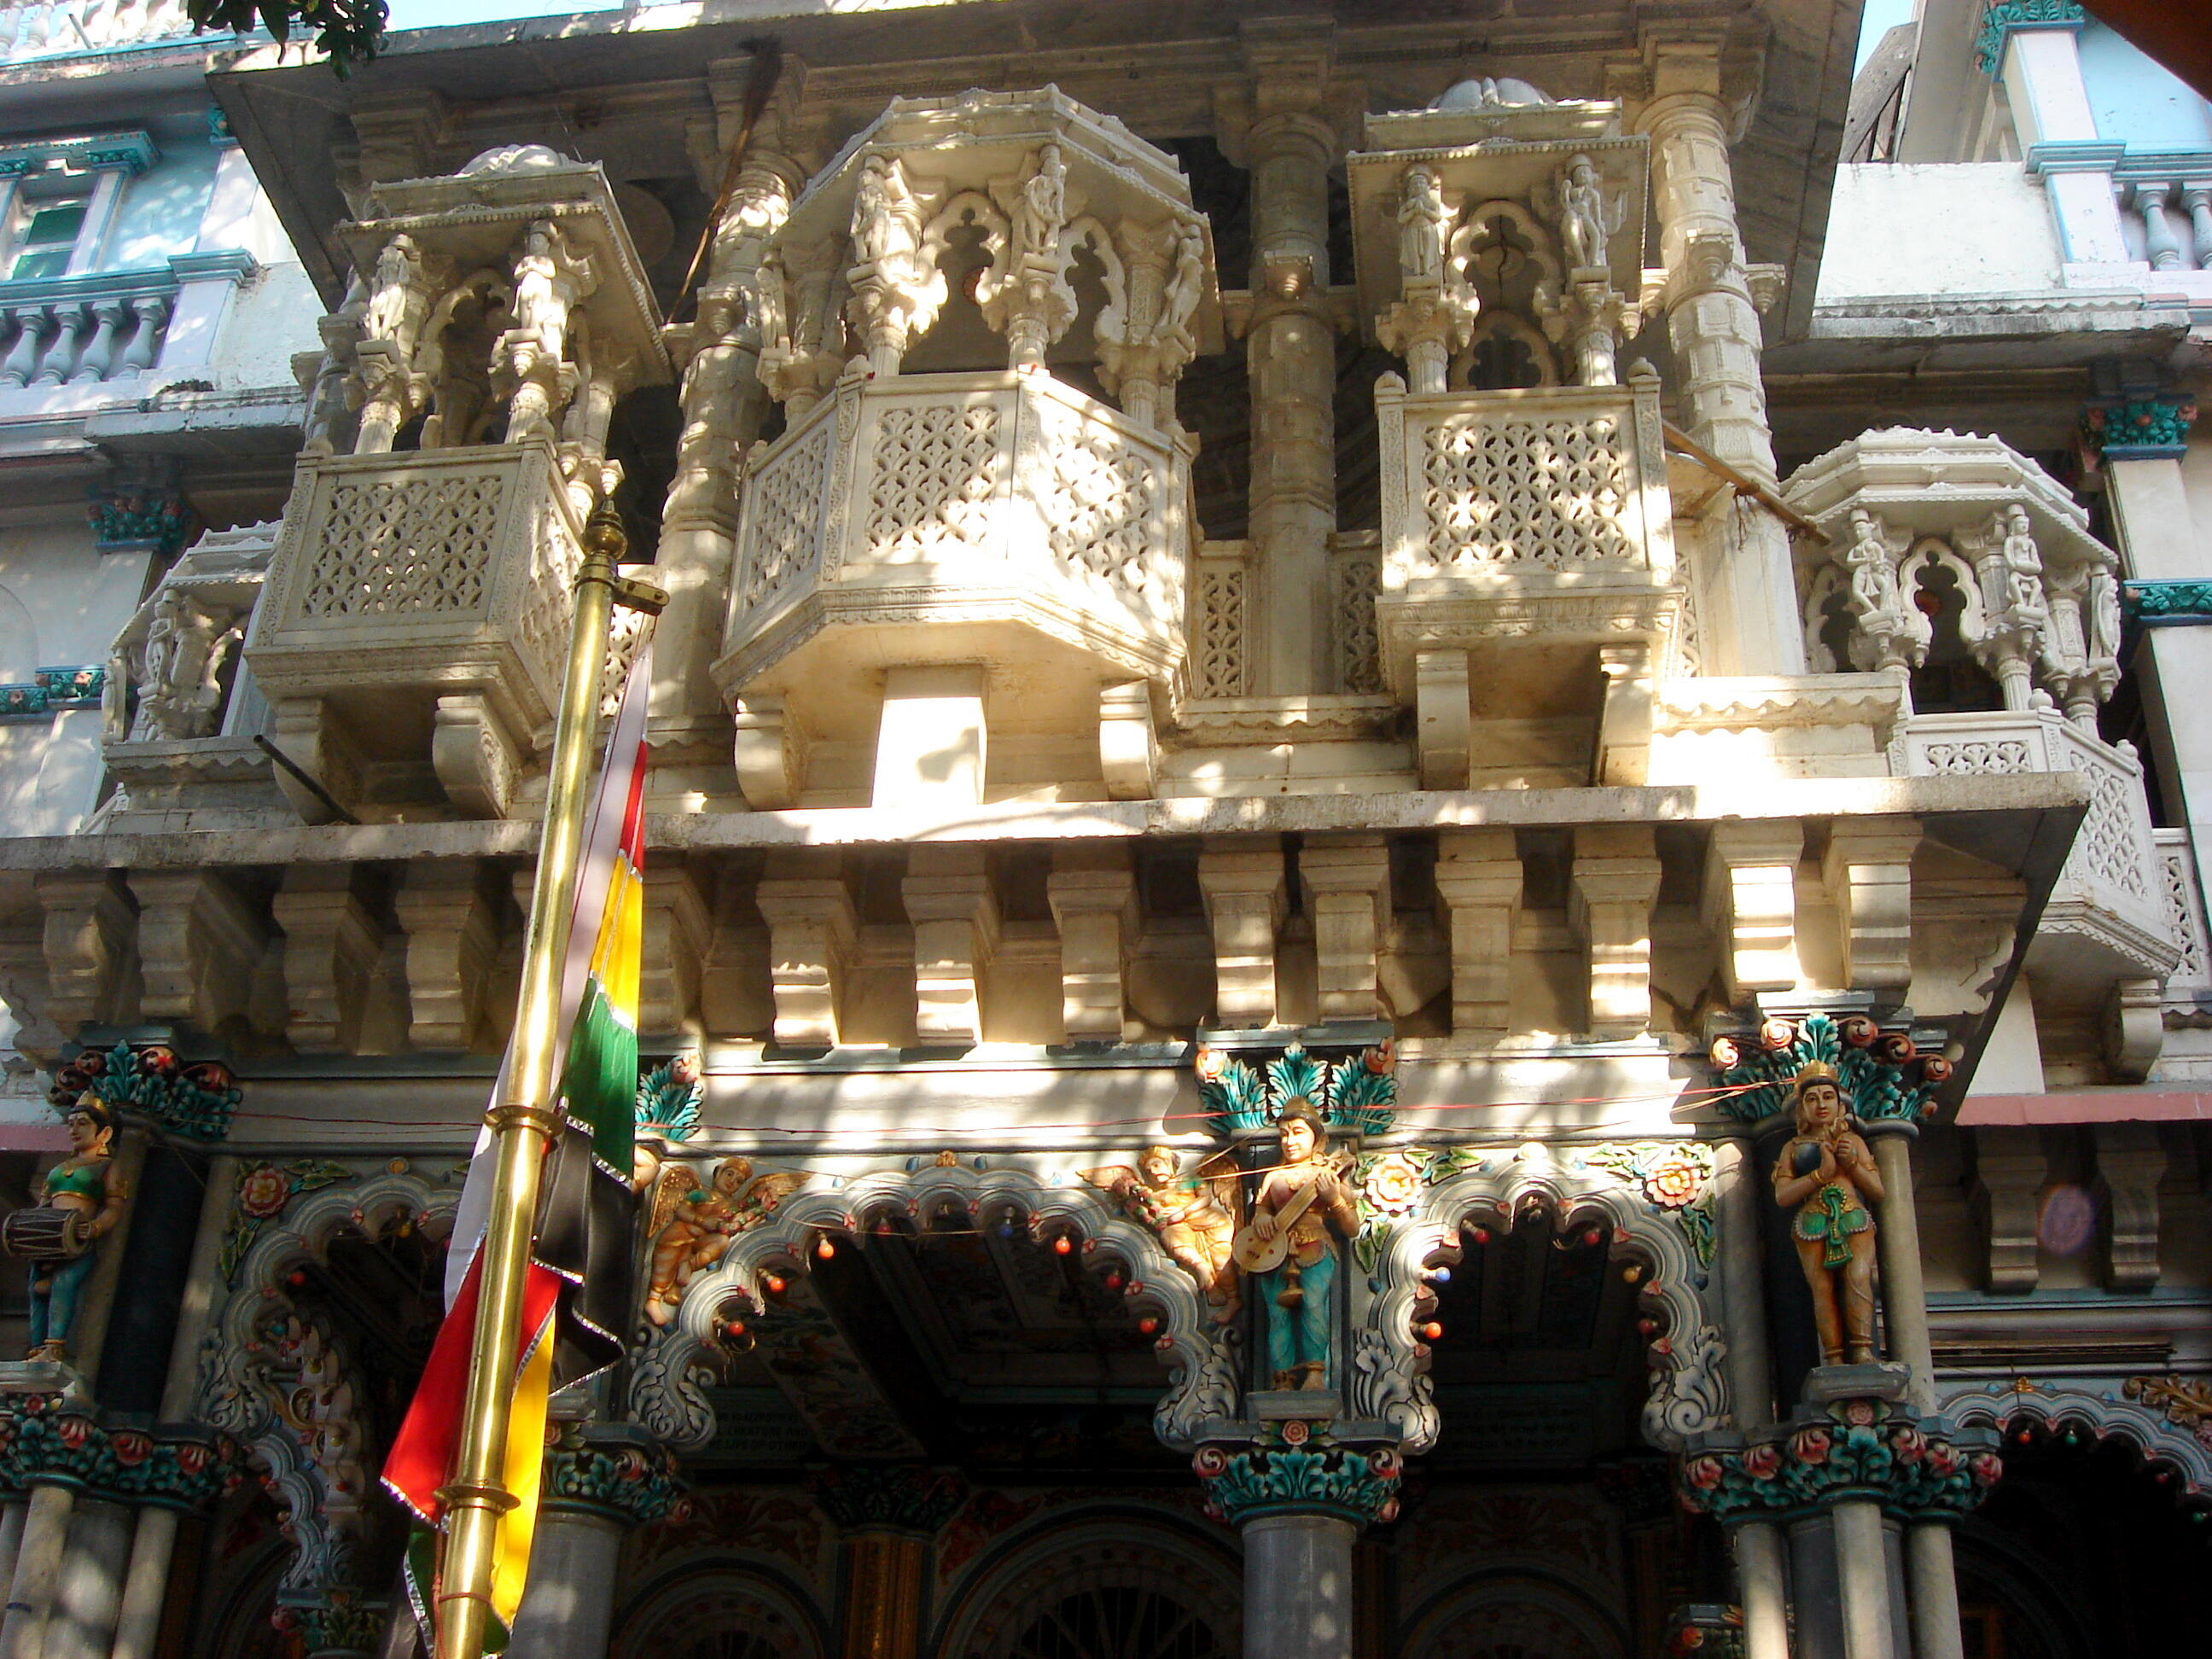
[1867,1125,1965,1659]
[1195,1437,1401,1659]
[1244,1516,1356,1659]
[110,1150,237,1659]
[507,1427,684,1658]
[1714,1138,1790,1659]
[0,1477,73,1659]
[1633,44,1802,675]
[41,1498,131,1659]
[1243,104,1339,696]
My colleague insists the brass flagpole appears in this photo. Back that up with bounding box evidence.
[433,496,664,1659]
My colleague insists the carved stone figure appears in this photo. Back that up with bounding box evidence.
[1999,504,2046,618]
[641,1156,807,1325]
[1083,1145,1242,1322]
[1012,143,1067,268]
[2085,560,2122,669]
[1396,164,1448,288]
[104,523,275,744]
[1557,153,1610,272]
[1770,1064,1883,1367]
[362,234,431,351]
[1844,509,1900,625]
[1161,216,1206,347]
[3,1095,128,1363]
[851,152,925,272]
[1232,1103,1358,1391]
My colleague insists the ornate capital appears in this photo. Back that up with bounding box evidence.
[52,1039,240,1141]
[1192,1028,1396,1138]
[1193,1432,1402,1528]
[0,1394,242,1511]
[542,1426,687,1528]
[1708,1012,1949,1126]
[1679,1397,2001,1524]
[2084,396,2197,460]
[272,1586,385,1659]
[1975,2,2087,76]
[86,485,191,557]
[809,1464,967,1534]
[1665,1605,1746,1659]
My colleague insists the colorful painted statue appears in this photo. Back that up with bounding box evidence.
[1082,1145,1242,1322]
[4,1095,129,1363]
[1770,1062,1884,1366]
[641,1157,806,1326]
[1232,1103,1358,1391]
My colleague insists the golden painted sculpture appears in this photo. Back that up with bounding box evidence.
[640,1157,807,1327]
[1770,1062,1884,1366]
[1081,1145,1242,1323]
[2,1094,129,1363]
[1231,1103,1358,1392]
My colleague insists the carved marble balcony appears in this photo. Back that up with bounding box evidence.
[242,439,584,822]
[1894,707,2177,1071]
[713,84,1217,809]
[1371,373,1679,789]
[714,366,1190,800]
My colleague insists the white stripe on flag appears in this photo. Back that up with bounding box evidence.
[444,638,656,1307]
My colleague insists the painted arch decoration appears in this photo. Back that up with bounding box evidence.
[1941,1377,2212,1505]
[628,1157,1236,1453]
[1354,1139,1729,1455]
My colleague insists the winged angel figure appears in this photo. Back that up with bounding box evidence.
[1080,1146,1243,1323]
[641,1157,809,1326]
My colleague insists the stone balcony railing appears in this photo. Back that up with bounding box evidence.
[713,366,1192,803]
[0,266,174,387]
[1894,709,2177,1067]
[1371,372,1677,788]
[242,440,583,823]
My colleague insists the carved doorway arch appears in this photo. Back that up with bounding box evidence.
[934,1511,1242,1659]
[1399,1572,1626,1659]
[612,1563,829,1659]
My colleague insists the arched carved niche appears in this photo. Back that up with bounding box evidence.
[931,1509,1241,1659]
[628,1161,1231,1454]
[612,1560,831,1659]
[1354,1143,1726,1455]
[199,1164,458,1598]
[1941,1378,2212,1501]
[1397,1570,1628,1659]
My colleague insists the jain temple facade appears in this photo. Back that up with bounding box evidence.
[0,1,2206,1656]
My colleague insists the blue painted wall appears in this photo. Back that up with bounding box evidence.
[97,125,218,272]
[2079,21,2212,150]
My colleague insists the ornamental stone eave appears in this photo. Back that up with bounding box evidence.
[1344,125,1650,333]
[777,84,1224,353]
[0,769,2093,868]
[1780,427,2110,568]
[338,160,672,389]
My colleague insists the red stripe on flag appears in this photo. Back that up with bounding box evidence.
[385,1252,563,1525]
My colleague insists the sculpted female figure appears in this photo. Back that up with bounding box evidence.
[1232,1103,1358,1391]
[1771,1063,1884,1367]
[7,1096,129,1363]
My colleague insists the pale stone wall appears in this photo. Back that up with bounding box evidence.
[1815,163,2064,301]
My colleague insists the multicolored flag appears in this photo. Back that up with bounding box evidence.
[385,637,655,1649]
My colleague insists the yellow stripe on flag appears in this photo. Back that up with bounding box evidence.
[492,1321,554,1630]
[591,858,644,1028]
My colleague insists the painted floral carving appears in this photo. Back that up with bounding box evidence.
[1678,1398,2001,1522]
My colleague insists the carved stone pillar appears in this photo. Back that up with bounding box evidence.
[1632,44,1801,675]
[1300,836,1390,1021]
[1434,829,1519,1041]
[812,1466,966,1659]
[1242,33,1340,696]
[754,850,856,1047]
[901,846,998,1045]
[1047,846,1136,1042]
[1198,840,1287,1027]
[658,145,803,729]
[1195,1435,1401,1659]
[1570,826,1660,1041]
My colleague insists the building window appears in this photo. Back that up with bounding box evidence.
[8,189,91,280]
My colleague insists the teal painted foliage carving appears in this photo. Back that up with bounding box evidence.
[1193,1039,1397,1137]
[1708,1013,1947,1125]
